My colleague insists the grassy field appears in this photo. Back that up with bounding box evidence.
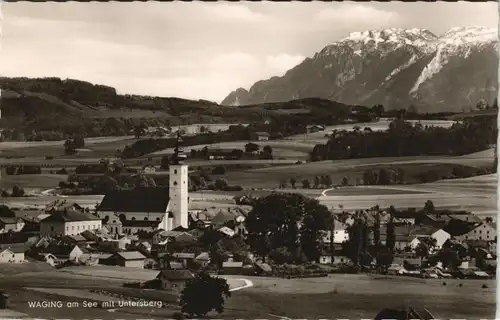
[223,155,493,190]
[0,174,67,192]
[152,140,313,159]
[0,265,493,319]
[0,136,138,159]
[223,275,495,319]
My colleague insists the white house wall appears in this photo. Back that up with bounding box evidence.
[40,220,102,237]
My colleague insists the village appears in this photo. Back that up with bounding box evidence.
[0,151,495,287]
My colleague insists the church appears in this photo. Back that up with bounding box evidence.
[96,134,189,235]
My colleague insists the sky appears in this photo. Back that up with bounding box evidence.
[1,2,498,103]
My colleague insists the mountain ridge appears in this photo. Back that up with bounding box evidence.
[221,26,498,112]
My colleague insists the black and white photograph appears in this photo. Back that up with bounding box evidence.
[0,1,497,319]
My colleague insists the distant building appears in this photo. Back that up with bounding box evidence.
[40,209,102,237]
[205,149,242,160]
[0,217,25,234]
[456,222,496,242]
[143,165,156,174]
[307,125,325,133]
[156,269,194,292]
[0,246,25,263]
[112,251,146,268]
[254,132,270,141]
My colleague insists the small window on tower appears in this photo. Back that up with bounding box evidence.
[174,181,178,186]
[174,169,178,174]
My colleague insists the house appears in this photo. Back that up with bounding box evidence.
[0,246,25,263]
[218,226,235,237]
[143,165,156,174]
[408,227,451,250]
[137,241,152,255]
[307,125,325,133]
[97,187,178,234]
[205,149,242,161]
[321,221,350,244]
[153,230,197,246]
[96,253,114,265]
[112,251,146,268]
[100,237,131,251]
[41,253,58,267]
[194,252,210,267]
[387,264,404,275]
[156,269,194,292]
[61,234,88,246]
[171,252,196,268]
[189,212,212,228]
[211,208,247,229]
[254,262,272,275]
[42,244,85,262]
[461,222,496,242]
[319,251,351,265]
[222,261,244,274]
[254,132,270,141]
[39,209,102,237]
[20,217,41,232]
[0,217,25,234]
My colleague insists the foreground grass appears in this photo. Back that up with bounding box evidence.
[222,275,495,319]
[0,265,494,319]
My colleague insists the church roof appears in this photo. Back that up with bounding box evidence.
[98,187,170,213]
[41,209,101,223]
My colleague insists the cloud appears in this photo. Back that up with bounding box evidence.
[316,5,398,25]
[265,54,305,75]
[201,3,268,22]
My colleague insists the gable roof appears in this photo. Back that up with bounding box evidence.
[0,243,27,253]
[98,187,170,213]
[62,234,87,243]
[41,209,101,223]
[115,251,146,260]
[156,269,194,281]
[0,217,21,224]
[444,220,481,237]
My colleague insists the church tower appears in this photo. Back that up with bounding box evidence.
[168,131,189,229]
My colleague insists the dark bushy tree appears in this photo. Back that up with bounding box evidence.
[245,193,332,262]
[179,272,231,317]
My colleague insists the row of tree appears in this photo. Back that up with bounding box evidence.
[310,118,497,161]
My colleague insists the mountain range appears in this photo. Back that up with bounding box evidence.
[221,26,499,113]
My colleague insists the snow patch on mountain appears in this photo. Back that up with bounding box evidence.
[410,26,498,93]
[385,55,418,82]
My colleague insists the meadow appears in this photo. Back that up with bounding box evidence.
[0,265,493,319]
[223,275,495,319]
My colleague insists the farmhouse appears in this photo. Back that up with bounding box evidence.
[0,217,25,234]
[42,244,85,262]
[0,246,25,263]
[112,251,146,268]
[40,209,102,237]
[307,125,325,133]
[409,227,451,250]
[254,132,270,141]
[455,222,497,242]
[156,269,194,292]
